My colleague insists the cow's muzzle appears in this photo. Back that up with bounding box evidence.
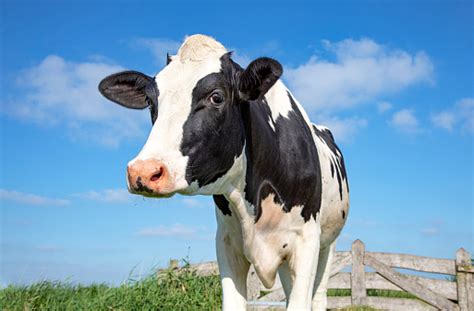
[127,159,174,197]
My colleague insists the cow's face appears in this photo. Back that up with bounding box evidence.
[99,35,282,197]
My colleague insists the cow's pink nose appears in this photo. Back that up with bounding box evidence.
[127,159,172,195]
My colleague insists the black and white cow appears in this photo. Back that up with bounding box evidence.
[99,35,349,310]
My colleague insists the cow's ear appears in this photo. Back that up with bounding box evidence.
[238,57,283,101]
[98,71,157,109]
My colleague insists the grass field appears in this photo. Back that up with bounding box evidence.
[0,265,222,310]
[1,264,416,310]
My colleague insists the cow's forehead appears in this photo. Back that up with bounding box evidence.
[155,35,228,93]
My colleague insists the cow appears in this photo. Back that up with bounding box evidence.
[98,34,349,310]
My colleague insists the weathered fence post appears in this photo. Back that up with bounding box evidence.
[351,239,367,306]
[456,248,474,311]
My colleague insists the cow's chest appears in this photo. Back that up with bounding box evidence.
[242,194,317,288]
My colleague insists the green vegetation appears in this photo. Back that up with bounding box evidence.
[1,264,420,310]
[0,265,221,310]
[328,288,417,299]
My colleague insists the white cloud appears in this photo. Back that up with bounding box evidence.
[74,188,132,204]
[134,38,181,66]
[377,101,393,113]
[3,55,150,147]
[431,111,456,131]
[390,109,420,133]
[431,97,474,133]
[285,38,434,113]
[0,189,70,206]
[135,223,200,238]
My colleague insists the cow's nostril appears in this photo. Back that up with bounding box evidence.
[150,167,164,182]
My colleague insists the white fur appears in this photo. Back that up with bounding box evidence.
[265,80,293,130]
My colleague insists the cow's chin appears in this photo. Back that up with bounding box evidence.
[127,187,175,199]
[128,180,196,199]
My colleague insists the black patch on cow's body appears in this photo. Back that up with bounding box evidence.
[242,92,322,222]
[342,210,346,219]
[313,125,349,200]
[180,55,245,187]
[213,195,232,216]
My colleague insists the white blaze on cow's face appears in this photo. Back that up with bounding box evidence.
[129,36,228,196]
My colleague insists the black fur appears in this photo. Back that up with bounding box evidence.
[213,195,232,216]
[241,92,322,222]
[239,57,282,101]
[180,55,245,187]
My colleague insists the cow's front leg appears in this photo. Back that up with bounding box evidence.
[312,241,336,311]
[216,226,250,311]
[287,219,321,310]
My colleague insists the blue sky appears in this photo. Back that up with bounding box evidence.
[1,1,472,285]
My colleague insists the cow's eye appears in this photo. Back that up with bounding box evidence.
[210,92,224,105]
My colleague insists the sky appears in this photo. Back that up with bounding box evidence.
[0,1,472,286]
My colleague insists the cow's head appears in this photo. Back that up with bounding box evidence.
[99,34,282,197]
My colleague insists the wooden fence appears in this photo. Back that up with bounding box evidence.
[169,240,473,310]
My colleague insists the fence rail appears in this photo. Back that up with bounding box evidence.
[169,240,473,310]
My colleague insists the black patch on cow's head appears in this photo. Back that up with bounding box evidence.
[213,194,232,216]
[98,71,159,124]
[180,54,245,187]
[135,176,153,194]
[166,53,172,65]
[342,210,346,219]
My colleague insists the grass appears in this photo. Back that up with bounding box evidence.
[0,264,421,310]
[0,264,222,310]
[328,288,417,299]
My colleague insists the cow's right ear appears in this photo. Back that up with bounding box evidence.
[98,71,157,109]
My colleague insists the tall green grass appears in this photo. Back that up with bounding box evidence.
[0,265,222,310]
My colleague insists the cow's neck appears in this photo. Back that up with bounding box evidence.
[240,80,322,223]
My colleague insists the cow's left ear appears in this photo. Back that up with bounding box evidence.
[98,71,158,109]
[238,57,283,101]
